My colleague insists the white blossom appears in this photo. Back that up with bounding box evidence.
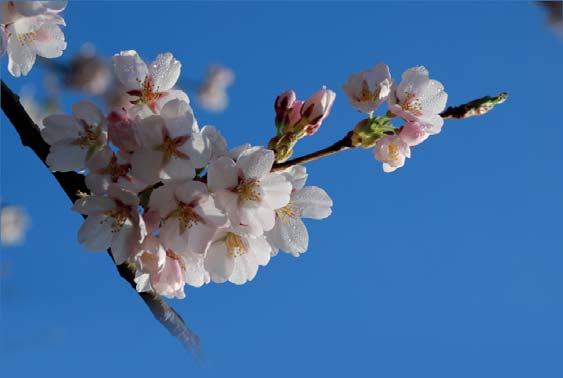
[266,166,333,256]
[148,180,228,256]
[208,146,292,236]
[388,66,447,134]
[204,228,271,285]
[129,99,210,185]
[41,101,107,172]
[112,50,188,117]
[343,63,392,113]
[72,184,147,265]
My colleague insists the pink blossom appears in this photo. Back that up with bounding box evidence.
[107,109,140,153]
[343,63,392,113]
[373,135,411,173]
[399,121,429,147]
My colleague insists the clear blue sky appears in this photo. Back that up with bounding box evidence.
[1,2,562,377]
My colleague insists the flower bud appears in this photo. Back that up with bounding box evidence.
[301,86,336,126]
[275,90,296,115]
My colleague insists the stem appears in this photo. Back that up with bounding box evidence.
[1,80,200,354]
[272,92,507,171]
[271,132,354,172]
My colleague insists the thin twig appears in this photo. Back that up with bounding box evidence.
[272,92,508,170]
[1,80,200,354]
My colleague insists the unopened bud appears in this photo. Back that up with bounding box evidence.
[301,86,336,126]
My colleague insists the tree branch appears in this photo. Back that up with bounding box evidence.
[272,92,508,170]
[1,80,200,354]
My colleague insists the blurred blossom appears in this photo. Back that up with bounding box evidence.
[198,65,234,112]
[1,206,31,246]
[538,1,563,33]
[20,86,49,127]
[64,44,112,95]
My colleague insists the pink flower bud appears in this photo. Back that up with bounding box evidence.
[399,121,429,146]
[108,109,141,153]
[301,87,336,126]
[275,90,296,115]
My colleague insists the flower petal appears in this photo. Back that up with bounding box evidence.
[237,147,274,179]
[112,50,148,90]
[78,214,112,252]
[292,186,333,219]
[207,156,238,191]
[149,53,181,91]
[204,241,234,284]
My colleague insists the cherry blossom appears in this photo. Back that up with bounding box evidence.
[201,125,228,161]
[374,134,411,173]
[14,1,67,18]
[134,235,210,299]
[107,108,141,153]
[148,180,228,256]
[85,148,146,195]
[204,228,272,285]
[343,63,392,113]
[129,99,210,185]
[5,13,67,77]
[266,166,333,256]
[112,50,188,116]
[41,101,107,172]
[72,184,147,265]
[1,205,30,246]
[207,146,292,236]
[198,65,235,112]
[388,66,448,134]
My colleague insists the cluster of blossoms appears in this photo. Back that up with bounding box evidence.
[1,0,67,77]
[39,50,333,299]
[343,64,448,172]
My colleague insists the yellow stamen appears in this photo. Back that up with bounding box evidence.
[226,232,247,257]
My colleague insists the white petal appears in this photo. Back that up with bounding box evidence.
[269,217,308,255]
[174,181,208,205]
[229,252,258,285]
[204,241,234,283]
[281,165,308,191]
[111,219,136,265]
[247,235,272,266]
[194,196,228,228]
[112,50,147,90]
[147,183,178,217]
[72,101,104,127]
[78,215,112,251]
[160,156,195,182]
[41,114,79,144]
[207,156,238,191]
[182,251,208,288]
[130,149,163,186]
[7,33,36,77]
[260,173,292,209]
[201,125,228,160]
[292,186,333,219]
[108,184,139,206]
[237,147,274,179]
[33,22,66,59]
[135,115,165,148]
[160,218,188,253]
[72,196,115,215]
[240,205,275,235]
[149,53,181,91]
[184,223,215,255]
[46,142,88,172]
[180,132,211,169]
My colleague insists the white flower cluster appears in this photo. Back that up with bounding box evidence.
[1,1,68,77]
[343,64,448,172]
[39,50,333,299]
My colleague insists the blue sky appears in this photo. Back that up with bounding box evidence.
[1,2,563,377]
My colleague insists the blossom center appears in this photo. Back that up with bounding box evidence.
[401,92,423,115]
[226,232,247,257]
[234,178,261,202]
[104,205,130,233]
[275,203,300,222]
[156,132,190,163]
[74,120,103,148]
[99,154,131,182]
[358,80,379,102]
[387,143,400,162]
[169,203,201,233]
[128,76,163,112]
[16,31,37,46]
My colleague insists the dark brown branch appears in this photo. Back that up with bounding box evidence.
[1,80,200,354]
[272,92,508,170]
